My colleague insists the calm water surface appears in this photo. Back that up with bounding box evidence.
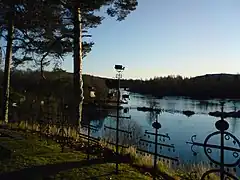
[89,92,240,173]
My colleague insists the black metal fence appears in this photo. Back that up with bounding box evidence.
[2,97,240,180]
[187,102,240,180]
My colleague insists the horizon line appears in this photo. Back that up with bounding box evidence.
[8,69,240,80]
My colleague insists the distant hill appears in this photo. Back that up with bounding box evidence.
[124,73,240,99]
[192,73,240,80]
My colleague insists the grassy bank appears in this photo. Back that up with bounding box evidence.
[0,121,221,180]
[0,128,152,180]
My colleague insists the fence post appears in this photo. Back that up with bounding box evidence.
[187,101,240,180]
[116,75,120,174]
[219,102,225,180]
[137,107,178,180]
[114,64,125,174]
[153,111,161,178]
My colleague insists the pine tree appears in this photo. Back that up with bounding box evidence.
[0,0,138,126]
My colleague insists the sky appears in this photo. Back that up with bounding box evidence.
[2,0,240,79]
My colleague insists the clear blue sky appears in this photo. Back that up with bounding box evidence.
[64,0,239,79]
[2,0,240,79]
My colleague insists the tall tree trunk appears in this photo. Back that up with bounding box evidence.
[1,11,14,123]
[73,7,84,128]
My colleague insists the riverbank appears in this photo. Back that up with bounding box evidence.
[0,121,220,180]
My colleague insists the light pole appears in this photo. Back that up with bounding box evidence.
[114,64,125,174]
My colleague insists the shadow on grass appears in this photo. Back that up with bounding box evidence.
[0,158,116,180]
[85,172,115,179]
[0,157,174,180]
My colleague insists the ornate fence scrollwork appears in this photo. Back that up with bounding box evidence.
[187,102,240,180]
[136,108,179,180]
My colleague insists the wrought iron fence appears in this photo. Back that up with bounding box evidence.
[4,93,240,180]
[3,94,180,179]
[136,108,179,180]
[81,123,99,159]
[187,102,240,180]
[103,115,132,174]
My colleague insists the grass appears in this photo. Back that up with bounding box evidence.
[118,145,220,180]
[101,139,222,180]
[0,120,225,180]
[0,129,151,180]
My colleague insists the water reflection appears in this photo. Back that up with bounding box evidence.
[145,98,159,125]
[86,93,240,174]
[230,117,239,134]
[166,100,176,111]
[227,101,238,133]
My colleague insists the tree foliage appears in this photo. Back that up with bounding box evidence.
[0,69,111,106]
[122,74,240,99]
[2,0,138,69]
[0,0,138,122]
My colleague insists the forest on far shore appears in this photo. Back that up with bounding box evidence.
[121,73,240,100]
[2,71,240,110]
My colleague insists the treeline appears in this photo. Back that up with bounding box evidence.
[120,74,240,99]
[0,69,111,107]
[0,69,113,124]
[0,0,138,123]
[8,71,240,108]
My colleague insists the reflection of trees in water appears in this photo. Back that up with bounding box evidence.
[196,102,208,112]
[83,106,145,146]
[147,111,155,125]
[232,101,237,111]
[120,118,144,145]
[102,117,143,146]
[146,98,159,125]
[83,108,110,129]
[230,101,238,133]
[196,100,219,112]
[146,98,159,108]
[166,101,176,111]
[230,118,237,133]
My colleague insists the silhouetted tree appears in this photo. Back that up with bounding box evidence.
[0,0,53,122]
[45,0,139,127]
[0,0,138,125]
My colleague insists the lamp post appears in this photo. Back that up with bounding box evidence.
[114,64,125,174]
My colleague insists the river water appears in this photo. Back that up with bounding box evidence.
[89,92,240,174]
